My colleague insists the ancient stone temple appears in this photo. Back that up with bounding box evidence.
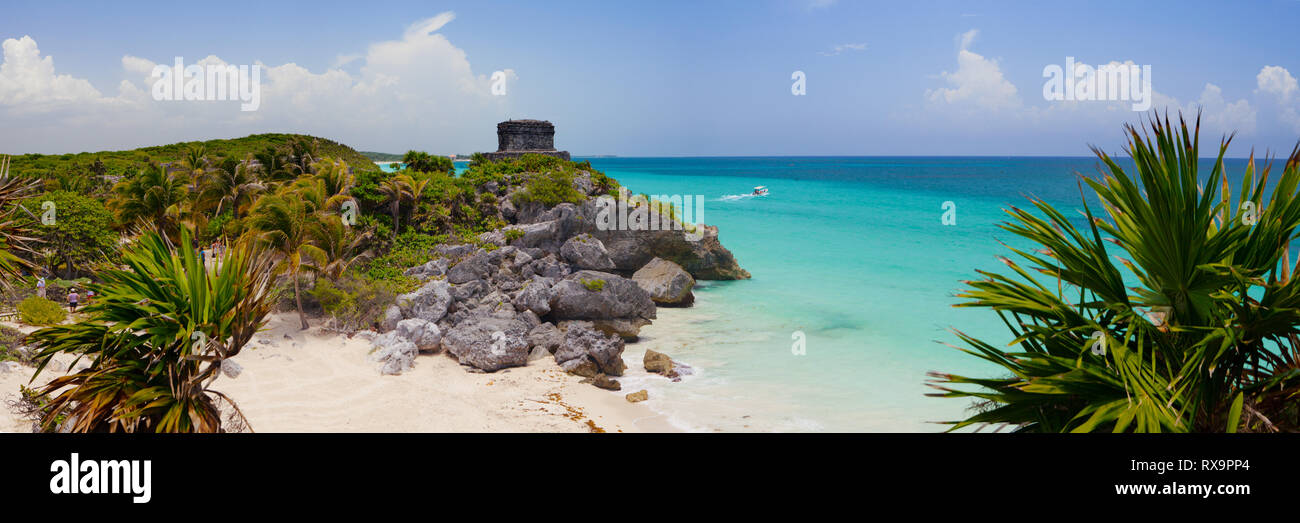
[481,119,571,162]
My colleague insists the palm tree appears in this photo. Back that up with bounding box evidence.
[247,187,325,330]
[306,216,373,282]
[929,113,1300,432]
[291,156,356,213]
[253,147,295,185]
[285,138,317,177]
[198,154,264,218]
[299,157,354,206]
[109,163,190,242]
[177,144,210,181]
[377,173,428,240]
[27,227,276,432]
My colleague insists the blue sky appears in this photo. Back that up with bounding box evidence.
[2,0,1299,157]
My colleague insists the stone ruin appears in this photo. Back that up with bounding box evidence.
[480,119,571,162]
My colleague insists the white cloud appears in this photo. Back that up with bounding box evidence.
[1256,65,1300,132]
[1191,83,1256,136]
[331,53,362,69]
[926,29,1019,110]
[1257,65,1298,101]
[958,29,978,50]
[0,11,517,154]
[0,36,110,111]
[818,42,867,56]
[912,31,1264,151]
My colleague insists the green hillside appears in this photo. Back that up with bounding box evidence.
[2,133,378,178]
[360,151,404,162]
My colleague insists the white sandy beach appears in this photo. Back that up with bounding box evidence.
[0,313,676,433]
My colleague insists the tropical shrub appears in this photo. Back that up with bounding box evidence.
[22,190,118,279]
[512,170,585,207]
[309,274,402,331]
[27,228,276,432]
[401,150,454,174]
[360,231,445,290]
[17,296,66,325]
[929,114,1300,433]
[0,324,29,363]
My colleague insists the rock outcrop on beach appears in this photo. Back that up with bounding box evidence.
[442,312,533,372]
[549,271,655,325]
[554,323,627,377]
[368,157,746,385]
[644,349,692,381]
[632,257,695,306]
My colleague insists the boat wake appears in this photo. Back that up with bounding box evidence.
[718,186,770,201]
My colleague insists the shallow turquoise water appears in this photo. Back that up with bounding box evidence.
[581,156,1260,432]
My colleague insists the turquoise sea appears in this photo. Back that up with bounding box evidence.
[576,156,1261,432]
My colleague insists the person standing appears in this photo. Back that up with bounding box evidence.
[67,288,79,313]
[36,276,45,298]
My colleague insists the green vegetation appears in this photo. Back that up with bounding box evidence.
[503,228,524,243]
[930,114,1300,433]
[248,185,329,330]
[377,173,429,240]
[2,133,376,180]
[360,151,405,162]
[17,296,66,325]
[22,191,117,279]
[28,228,277,433]
[512,170,586,207]
[0,176,41,283]
[401,150,455,174]
[309,274,403,331]
[0,142,627,432]
[1,138,614,339]
[0,324,28,363]
[359,231,445,291]
[581,278,606,292]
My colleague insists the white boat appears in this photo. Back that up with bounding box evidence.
[752,185,769,196]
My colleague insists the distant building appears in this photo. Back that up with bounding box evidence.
[480,119,571,162]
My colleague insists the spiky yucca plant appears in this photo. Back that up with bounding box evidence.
[929,113,1300,432]
[0,173,41,284]
[28,227,276,432]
